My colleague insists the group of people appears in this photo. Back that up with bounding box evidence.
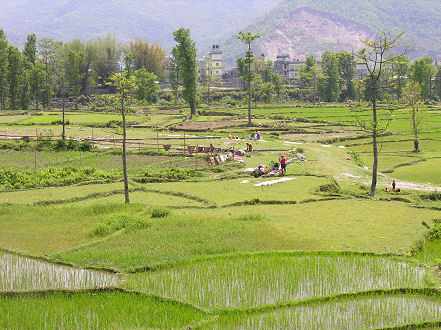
[253,155,287,178]
[385,180,401,193]
[249,131,262,141]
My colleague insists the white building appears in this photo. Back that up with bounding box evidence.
[199,45,223,80]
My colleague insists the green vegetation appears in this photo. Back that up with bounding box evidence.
[1,102,441,327]
[125,253,428,309]
[0,166,117,191]
[210,293,441,329]
[0,252,117,291]
[0,291,207,329]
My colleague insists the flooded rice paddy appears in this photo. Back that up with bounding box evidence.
[210,294,441,329]
[125,254,428,309]
[0,252,117,291]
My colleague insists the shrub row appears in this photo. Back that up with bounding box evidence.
[0,167,118,191]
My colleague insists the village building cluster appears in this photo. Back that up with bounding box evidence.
[164,44,389,89]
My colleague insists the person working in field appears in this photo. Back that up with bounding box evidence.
[280,155,287,174]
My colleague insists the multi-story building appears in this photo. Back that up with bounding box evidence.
[199,45,223,80]
[274,54,305,80]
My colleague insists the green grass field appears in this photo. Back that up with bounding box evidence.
[1,104,441,328]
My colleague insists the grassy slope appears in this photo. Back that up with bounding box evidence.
[51,201,440,272]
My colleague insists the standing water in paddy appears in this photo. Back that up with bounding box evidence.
[0,252,117,291]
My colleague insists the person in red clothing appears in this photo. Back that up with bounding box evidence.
[280,155,287,174]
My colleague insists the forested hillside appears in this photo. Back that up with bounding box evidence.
[0,0,280,51]
[222,0,441,65]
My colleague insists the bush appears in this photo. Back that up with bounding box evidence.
[150,207,171,218]
[421,192,441,201]
[51,119,70,126]
[348,150,364,167]
[426,222,441,241]
[0,167,118,191]
[318,182,342,194]
[92,213,151,237]
[136,168,196,182]
[104,120,122,128]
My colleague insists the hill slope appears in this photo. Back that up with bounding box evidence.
[0,0,281,51]
[222,0,441,65]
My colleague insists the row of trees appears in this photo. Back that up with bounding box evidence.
[236,50,441,106]
[0,30,166,110]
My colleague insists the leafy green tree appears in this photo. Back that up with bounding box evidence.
[317,51,341,102]
[271,71,284,103]
[126,40,166,78]
[38,38,61,108]
[104,73,138,204]
[65,49,86,96]
[23,34,37,66]
[409,57,435,100]
[134,68,159,103]
[173,28,198,117]
[82,40,98,92]
[95,34,122,86]
[64,39,96,94]
[298,55,318,102]
[0,30,9,110]
[29,64,45,110]
[354,31,407,197]
[237,31,261,126]
[19,69,31,110]
[236,57,248,91]
[403,81,426,152]
[7,46,23,110]
[168,51,180,106]
[434,65,441,101]
[391,55,409,101]
[124,53,135,77]
[337,51,356,101]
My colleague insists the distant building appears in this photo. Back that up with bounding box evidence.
[222,68,243,88]
[274,54,304,80]
[199,45,223,80]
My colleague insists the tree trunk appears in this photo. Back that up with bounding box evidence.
[207,83,210,106]
[122,101,130,204]
[247,42,253,127]
[174,70,179,106]
[62,95,65,140]
[191,77,197,118]
[248,92,252,127]
[370,89,378,197]
[412,111,420,152]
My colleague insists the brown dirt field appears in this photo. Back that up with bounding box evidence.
[174,121,247,131]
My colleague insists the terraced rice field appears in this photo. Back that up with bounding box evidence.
[1,105,441,328]
[0,252,117,291]
[0,291,207,329]
[210,293,441,329]
[125,253,428,309]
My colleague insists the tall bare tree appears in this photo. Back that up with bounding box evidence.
[237,31,261,127]
[354,31,409,197]
[105,73,137,204]
[403,81,426,153]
